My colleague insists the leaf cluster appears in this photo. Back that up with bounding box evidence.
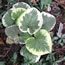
[2,2,56,63]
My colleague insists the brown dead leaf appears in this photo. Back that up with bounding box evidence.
[30,0,36,4]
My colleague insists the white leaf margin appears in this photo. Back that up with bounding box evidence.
[2,8,14,27]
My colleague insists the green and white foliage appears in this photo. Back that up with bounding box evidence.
[2,9,14,27]
[11,8,26,21]
[2,2,56,63]
[20,46,40,63]
[41,12,56,31]
[17,7,43,35]
[13,2,30,9]
[26,29,52,56]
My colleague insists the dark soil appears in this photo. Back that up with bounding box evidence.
[0,0,65,65]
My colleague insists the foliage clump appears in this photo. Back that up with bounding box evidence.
[2,2,56,63]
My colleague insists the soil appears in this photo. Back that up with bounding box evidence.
[0,0,65,65]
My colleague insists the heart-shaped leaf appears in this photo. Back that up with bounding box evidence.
[17,7,43,35]
[41,12,56,31]
[26,29,52,56]
[20,46,40,63]
[13,2,30,9]
[2,9,14,27]
[11,8,26,21]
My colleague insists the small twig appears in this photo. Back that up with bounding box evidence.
[0,44,13,58]
[4,44,12,57]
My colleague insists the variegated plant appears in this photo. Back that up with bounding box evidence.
[2,2,56,63]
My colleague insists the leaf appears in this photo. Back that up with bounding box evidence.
[2,9,14,27]
[13,52,17,61]
[40,0,44,10]
[11,8,26,21]
[5,25,21,39]
[41,0,52,5]
[56,57,65,63]
[13,2,30,9]
[17,7,43,35]
[5,25,21,44]
[11,52,17,64]
[20,46,40,63]
[0,62,5,65]
[26,29,52,56]
[41,12,56,31]
[53,37,58,41]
